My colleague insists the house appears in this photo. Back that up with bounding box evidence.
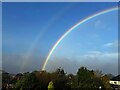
[109,75,120,90]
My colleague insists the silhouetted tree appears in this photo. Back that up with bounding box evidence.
[77,67,105,89]
[2,67,113,90]
[50,68,68,90]
[14,72,39,90]
[36,71,50,89]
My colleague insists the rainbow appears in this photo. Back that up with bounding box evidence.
[42,7,118,70]
[20,5,73,71]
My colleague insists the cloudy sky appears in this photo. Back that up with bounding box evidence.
[3,2,118,75]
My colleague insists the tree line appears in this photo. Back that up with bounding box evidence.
[2,67,114,90]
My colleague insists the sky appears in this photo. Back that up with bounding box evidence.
[2,0,119,2]
[2,2,118,75]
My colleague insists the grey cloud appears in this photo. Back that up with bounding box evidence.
[46,51,118,75]
[2,53,44,73]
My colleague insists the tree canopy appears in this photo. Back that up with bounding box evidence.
[2,67,113,90]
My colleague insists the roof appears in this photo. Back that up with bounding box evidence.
[111,75,120,81]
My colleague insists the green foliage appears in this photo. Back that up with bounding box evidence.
[36,71,51,89]
[14,72,39,90]
[48,81,54,90]
[50,68,68,89]
[76,67,105,89]
[101,75,112,90]
[14,80,22,90]
[94,69,103,77]
[2,70,12,89]
[2,70,11,83]
[3,67,113,90]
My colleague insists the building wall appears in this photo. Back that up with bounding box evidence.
[109,80,120,85]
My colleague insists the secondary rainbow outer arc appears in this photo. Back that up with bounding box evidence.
[42,7,118,70]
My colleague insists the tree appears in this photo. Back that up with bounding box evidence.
[76,67,104,89]
[3,67,114,90]
[66,74,78,89]
[2,71,12,89]
[48,81,54,90]
[101,75,112,90]
[36,71,51,89]
[50,68,68,90]
[104,74,114,79]
[77,67,90,85]
[14,72,39,90]
[94,69,103,77]
[2,70,11,83]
